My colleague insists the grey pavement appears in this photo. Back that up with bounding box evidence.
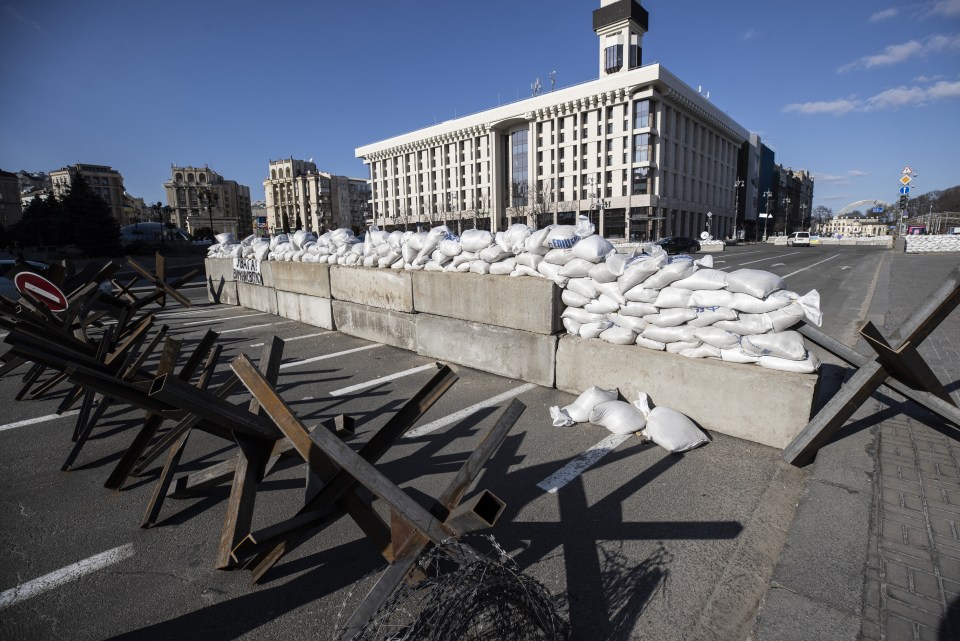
[752,252,960,641]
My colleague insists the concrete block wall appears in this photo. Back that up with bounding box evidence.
[205,258,821,449]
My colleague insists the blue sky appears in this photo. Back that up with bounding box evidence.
[1,0,958,213]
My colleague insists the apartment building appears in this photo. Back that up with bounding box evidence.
[263,158,370,234]
[356,0,761,242]
[163,165,253,237]
[50,164,126,224]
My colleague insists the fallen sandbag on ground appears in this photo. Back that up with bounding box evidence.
[634,392,710,453]
[549,385,617,427]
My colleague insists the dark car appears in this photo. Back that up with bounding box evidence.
[655,236,701,255]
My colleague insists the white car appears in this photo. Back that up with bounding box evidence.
[786,232,811,247]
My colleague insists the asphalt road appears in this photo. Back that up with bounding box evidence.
[0,244,896,640]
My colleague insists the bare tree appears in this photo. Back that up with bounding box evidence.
[529,180,556,229]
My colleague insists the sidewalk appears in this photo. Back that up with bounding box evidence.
[752,253,960,641]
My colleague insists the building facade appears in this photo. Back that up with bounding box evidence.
[0,169,23,229]
[163,165,253,237]
[50,164,126,224]
[356,0,760,242]
[821,213,888,237]
[263,158,370,234]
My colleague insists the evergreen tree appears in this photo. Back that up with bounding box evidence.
[60,178,122,257]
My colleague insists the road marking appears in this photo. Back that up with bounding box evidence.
[180,312,266,326]
[0,544,134,610]
[329,364,437,396]
[841,265,853,270]
[536,433,632,493]
[279,344,382,370]
[734,252,802,266]
[215,321,294,335]
[250,331,329,348]
[781,254,841,279]
[771,263,785,267]
[0,411,79,432]
[405,383,538,438]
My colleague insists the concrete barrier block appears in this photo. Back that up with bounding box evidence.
[412,271,562,334]
[699,244,724,253]
[204,257,235,283]
[276,290,334,329]
[237,281,278,315]
[330,266,414,312]
[272,261,331,298]
[332,300,416,351]
[555,335,819,449]
[206,276,238,305]
[416,314,557,387]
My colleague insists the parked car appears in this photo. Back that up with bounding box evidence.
[786,232,811,247]
[655,237,701,255]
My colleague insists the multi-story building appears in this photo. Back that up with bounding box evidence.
[821,213,888,237]
[768,166,814,235]
[356,0,766,242]
[263,158,370,234]
[50,164,126,223]
[163,165,252,237]
[0,169,23,229]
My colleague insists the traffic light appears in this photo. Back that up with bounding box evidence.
[898,195,908,209]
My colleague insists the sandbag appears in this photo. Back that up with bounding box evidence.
[584,294,621,315]
[589,401,647,435]
[642,325,696,344]
[469,261,491,274]
[634,393,709,453]
[571,234,615,262]
[460,229,494,252]
[725,269,785,299]
[525,226,553,252]
[550,386,618,426]
[489,258,517,275]
[561,307,608,324]
[618,255,667,291]
[562,317,582,336]
[623,285,660,303]
[739,330,807,360]
[665,340,703,353]
[643,308,698,328]
[687,306,739,327]
[642,259,697,289]
[608,313,647,333]
[636,336,666,350]
[720,348,761,364]
[579,321,612,338]
[558,258,595,278]
[679,343,722,359]
[479,245,513,263]
[714,314,773,336]
[618,301,659,317]
[566,278,600,299]
[688,289,735,309]
[561,289,594,308]
[730,290,794,314]
[593,281,627,305]
[511,265,543,278]
[653,287,693,309]
[599,325,637,345]
[543,248,577,265]
[758,351,820,373]
[693,326,741,350]
[438,238,463,257]
[588,253,629,282]
[515,252,543,269]
[545,225,580,248]
[536,261,569,287]
[672,269,728,291]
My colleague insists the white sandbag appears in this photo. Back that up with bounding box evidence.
[588,253,629,283]
[363,255,377,267]
[618,255,667,291]
[456,261,474,272]
[693,326,741,350]
[469,261,491,274]
[406,232,427,251]
[688,289,735,308]
[694,254,714,268]
[687,306,739,327]
[215,232,236,245]
[438,238,463,257]
[460,229,494,252]
[643,308,698,327]
[515,253,543,269]
[543,248,577,265]
[561,289,593,308]
[579,321,612,338]
[576,215,596,238]
[479,245,513,263]
[765,302,806,332]
[634,393,709,453]
[431,250,452,266]
[665,340,703,353]
[618,301,659,317]
[401,242,419,264]
[739,331,807,360]
[344,253,360,265]
[589,401,646,435]
[623,285,660,303]
[561,307,608,324]
[654,287,693,309]
[566,278,600,299]
[714,313,774,336]
[546,225,580,248]
[558,258,595,278]
[672,269,728,291]
[725,269,785,299]
[562,317,582,336]
[642,259,697,289]
[550,385,618,426]
[679,343,722,359]
[511,265,543,278]
[608,313,647,332]
[720,348,761,364]
[524,226,553,252]
[537,261,569,287]
[572,235,616,263]
[730,290,794,314]
[253,243,270,261]
[502,224,532,253]
[636,336,666,350]
[452,251,476,267]
[489,259,517,275]
[599,325,638,345]
[593,281,627,305]
[759,351,820,373]
[642,325,696,344]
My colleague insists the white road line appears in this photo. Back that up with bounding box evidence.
[0,543,134,610]
[405,383,537,438]
[250,331,329,347]
[734,252,802,266]
[329,364,437,396]
[278,344,382,370]
[536,433,632,493]
[0,411,79,433]
[215,321,294,335]
[180,312,266,326]
[782,254,841,279]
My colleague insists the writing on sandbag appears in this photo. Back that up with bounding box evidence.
[233,256,263,285]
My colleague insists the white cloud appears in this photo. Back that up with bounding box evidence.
[870,8,899,21]
[913,74,945,82]
[813,173,846,183]
[784,79,960,115]
[847,170,870,177]
[811,170,869,185]
[741,28,759,40]
[925,0,960,18]
[838,34,960,72]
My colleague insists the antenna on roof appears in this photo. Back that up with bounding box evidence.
[549,70,557,91]
[531,77,541,97]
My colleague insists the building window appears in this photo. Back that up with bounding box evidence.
[510,129,528,207]
[633,134,651,163]
[604,44,623,74]
[634,100,650,129]
[632,168,650,195]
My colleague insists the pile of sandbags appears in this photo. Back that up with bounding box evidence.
[558,243,822,373]
[905,234,960,253]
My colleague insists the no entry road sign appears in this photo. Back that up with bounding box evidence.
[14,271,68,312]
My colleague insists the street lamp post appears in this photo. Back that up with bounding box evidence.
[733,179,744,241]
[762,190,773,241]
[782,197,791,235]
[800,203,807,232]
[588,177,609,235]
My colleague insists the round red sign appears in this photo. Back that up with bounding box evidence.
[13,272,68,312]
